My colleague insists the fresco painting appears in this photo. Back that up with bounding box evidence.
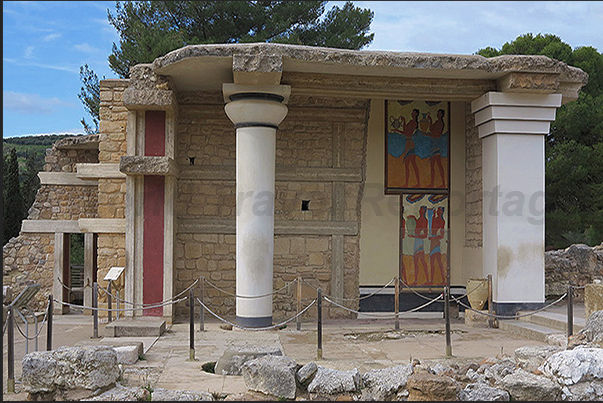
[386,100,449,192]
[401,194,448,287]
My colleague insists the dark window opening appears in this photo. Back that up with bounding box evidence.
[301,200,310,211]
[189,157,195,166]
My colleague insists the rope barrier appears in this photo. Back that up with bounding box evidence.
[323,293,444,318]
[57,277,90,292]
[13,301,50,341]
[201,277,297,299]
[97,279,199,307]
[303,278,396,302]
[458,293,568,320]
[53,296,187,313]
[398,278,491,305]
[196,297,316,331]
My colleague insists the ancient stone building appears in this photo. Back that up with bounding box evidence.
[3,43,587,325]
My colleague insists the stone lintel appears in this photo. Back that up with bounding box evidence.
[232,53,283,85]
[78,218,126,233]
[178,218,358,236]
[122,88,178,111]
[76,163,125,179]
[21,220,81,233]
[38,172,98,186]
[283,71,497,101]
[119,156,179,178]
[179,166,363,182]
[496,72,559,94]
[558,81,586,104]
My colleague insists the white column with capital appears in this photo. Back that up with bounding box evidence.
[223,84,290,327]
[471,92,562,316]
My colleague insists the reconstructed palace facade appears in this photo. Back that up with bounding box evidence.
[3,43,587,326]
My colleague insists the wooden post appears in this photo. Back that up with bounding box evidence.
[445,287,452,357]
[317,288,323,360]
[567,283,574,338]
[487,274,494,328]
[297,276,302,331]
[189,288,195,361]
[7,306,15,393]
[199,278,205,332]
[92,282,99,339]
[47,295,53,351]
[107,281,112,323]
[394,277,400,330]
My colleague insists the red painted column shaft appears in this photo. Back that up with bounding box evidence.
[143,110,166,316]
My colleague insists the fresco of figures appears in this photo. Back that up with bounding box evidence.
[386,100,449,192]
[401,194,448,287]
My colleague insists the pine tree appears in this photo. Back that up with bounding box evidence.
[3,148,25,244]
[79,1,374,128]
[22,150,42,215]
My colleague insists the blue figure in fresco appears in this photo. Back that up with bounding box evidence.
[409,206,430,284]
[425,109,447,187]
[429,206,446,285]
[389,108,421,187]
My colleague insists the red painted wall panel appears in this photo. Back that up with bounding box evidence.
[145,110,166,156]
[143,175,165,316]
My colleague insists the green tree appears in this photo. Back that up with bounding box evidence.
[78,64,101,135]
[22,150,42,215]
[477,33,603,248]
[3,148,25,244]
[79,1,374,126]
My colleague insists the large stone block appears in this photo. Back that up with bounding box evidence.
[242,355,298,400]
[21,346,119,396]
[215,347,282,376]
[585,283,603,319]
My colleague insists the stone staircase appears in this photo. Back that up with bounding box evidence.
[498,309,586,343]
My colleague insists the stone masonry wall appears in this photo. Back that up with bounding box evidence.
[465,102,483,247]
[174,91,369,320]
[3,137,99,312]
[96,80,128,297]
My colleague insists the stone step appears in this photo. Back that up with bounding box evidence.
[498,319,564,343]
[517,310,585,334]
[105,318,166,338]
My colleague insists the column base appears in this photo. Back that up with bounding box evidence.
[492,302,545,318]
[236,316,273,328]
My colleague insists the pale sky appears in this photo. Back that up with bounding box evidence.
[3,1,603,138]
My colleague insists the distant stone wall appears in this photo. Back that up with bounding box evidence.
[173,91,369,320]
[3,135,100,312]
[465,103,483,248]
[545,243,603,301]
[3,234,54,312]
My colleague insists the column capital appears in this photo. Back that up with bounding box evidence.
[471,91,562,139]
[223,84,290,129]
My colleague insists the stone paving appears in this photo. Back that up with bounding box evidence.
[3,309,568,400]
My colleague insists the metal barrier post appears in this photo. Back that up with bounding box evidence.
[394,277,400,330]
[7,306,15,393]
[107,281,112,323]
[317,288,323,360]
[92,282,99,339]
[199,278,205,332]
[47,295,53,351]
[445,287,452,357]
[567,283,574,338]
[487,274,493,328]
[189,288,196,361]
[297,276,302,331]
[116,290,120,320]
